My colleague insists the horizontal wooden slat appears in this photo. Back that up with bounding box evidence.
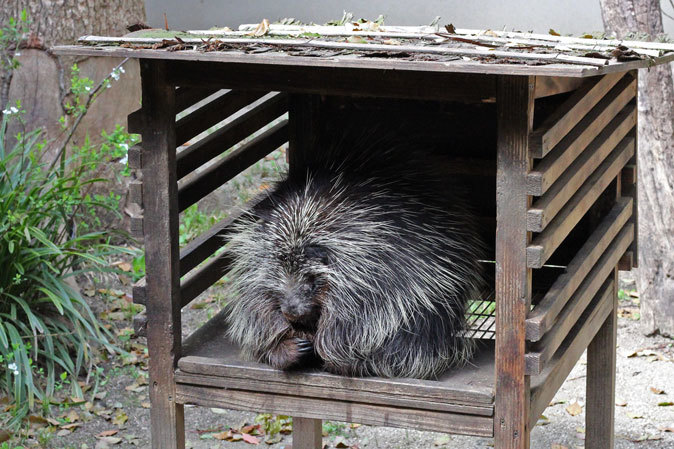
[526,75,636,196]
[176,92,288,179]
[527,137,634,268]
[526,247,621,375]
[180,252,234,308]
[179,199,260,276]
[178,119,288,212]
[132,277,146,305]
[127,109,145,134]
[176,384,494,437]
[529,278,614,429]
[526,197,632,340]
[175,89,267,145]
[533,76,585,99]
[128,181,143,206]
[529,73,624,158]
[127,144,142,169]
[175,87,221,113]
[527,105,636,230]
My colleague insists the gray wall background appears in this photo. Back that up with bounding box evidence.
[146,1,674,37]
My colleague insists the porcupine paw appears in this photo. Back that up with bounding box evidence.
[267,337,316,370]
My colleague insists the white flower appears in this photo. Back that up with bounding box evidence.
[119,67,125,74]
[85,86,91,92]
[110,71,120,81]
[118,154,128,165]
[8,362,19,376]
[120,143,129,151]
[2,106,19,115]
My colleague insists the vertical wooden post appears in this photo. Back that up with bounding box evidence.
[287,93,323,449]
[495,75,535,449]
[293,417,323,449]
[140,60,185,449]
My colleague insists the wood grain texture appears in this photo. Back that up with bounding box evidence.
[175,89,266,145]
[175,87,220,113]
[525,76,636,196]
[179,253,234,308]
[527,137,634,268]
[129,180,143,206]
[585,267,619,448]
[494,75,535,449]
[127,144,142,169]
[175,384,494,437]
[527,105,636,228]
[526,198,632,340]
[529,73,624,158]
[176,92,288,180]
[292,418,323,449]
[178,119,288,212]
[138,60,185,449]
[529,277,614,429]
[533,76,585,98]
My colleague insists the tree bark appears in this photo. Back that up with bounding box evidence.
[600,0,674,337]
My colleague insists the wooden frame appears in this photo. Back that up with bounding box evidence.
[51,38,653,448]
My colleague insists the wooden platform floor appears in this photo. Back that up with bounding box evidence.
[174,310,496,437]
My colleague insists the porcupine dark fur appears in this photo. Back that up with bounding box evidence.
[224,136,486,379]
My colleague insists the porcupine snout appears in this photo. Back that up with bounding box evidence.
[278,275,322,331]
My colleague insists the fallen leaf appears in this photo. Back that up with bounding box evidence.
[627,412,644,419]
[112,411,128,426]
[650,387,666,394]
[0,430,8,443]
[57,429,71,436]
[264,433,282,444]
[210,407,227,414]
[566,402,582,416]
[249,19,270,37]
[61,422,81,430]
[549,29,561,36]
[615,398,627,407]
[433,435,451,446]
[445,24,457,34]
[141,402,151,409]
[334,436,350,448]
[118,262,132,272]
[98,430,119,437]
[382,39,402,46]
[65,409,80,422]
[346,36,368,44]
[658,425,674,432]
[536,415,550,426]
[657,401,674,406]
[242,433,260,444]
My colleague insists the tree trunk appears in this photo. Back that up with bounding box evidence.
[599,0,674,337]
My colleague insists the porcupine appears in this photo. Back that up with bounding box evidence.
[224,136,486,379]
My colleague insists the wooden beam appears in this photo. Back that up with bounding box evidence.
[175,86,221,113]
[526,76,636,196]
[180,253,234,308]
[494,75,535,449]
[529,278,614,429]
[292,418,323,449]
[526,198,632,341]
[177,119,288,212]
[529,73,624,158]
[527,105,636,227]
[138,60,185,449]
[533,76,585,99]
[176,92,288,180]
[175,89,267,145]
[527,137,634,268]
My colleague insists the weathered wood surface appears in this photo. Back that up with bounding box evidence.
[177,310,495,409]
[526,198,632,340]
[175,384,494,437]
[175,87,220,113]
[529,278,615,429]
[494,75,534,449]
[527,137,634,268]
[526,75,636,196]
[176,92,288,179]
[138,60,185,449]
[529,73,624,158]
[292,418,323,449]
[527,105,636,229]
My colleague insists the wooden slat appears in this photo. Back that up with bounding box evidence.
[179,199,260,276]
[526,198,632,340]
[127,109,145,134]
[175,384,494,437]
[293,418,322,449]
[127,144,142,169]
[526,75,636,196]
[133,313,148,338]
[526,260,620,375]
[175,87,220,113]
[132,277,146,306]
[180,253,234,308]
[526,137,634,268]
[129,181,143,206]
[178,119,288,212]
[527,105,636,230]
[494,75,534,449]
[176,92,288,179]
[130,216,144,239]
[533,76,585,99]
[529,278,614,429]
[529,73,624,158]
[178,310,495,408]
[175,89,267,145]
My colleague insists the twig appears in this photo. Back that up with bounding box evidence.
[46,57,130,174]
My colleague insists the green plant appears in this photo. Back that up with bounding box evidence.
[0,105,131,426]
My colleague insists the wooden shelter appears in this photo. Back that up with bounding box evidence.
[52,22,674,449]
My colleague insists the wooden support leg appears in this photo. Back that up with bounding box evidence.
[494,75,535,449]
[585,266,619,447]
[292,417,323,449]
[140,60,185,449]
